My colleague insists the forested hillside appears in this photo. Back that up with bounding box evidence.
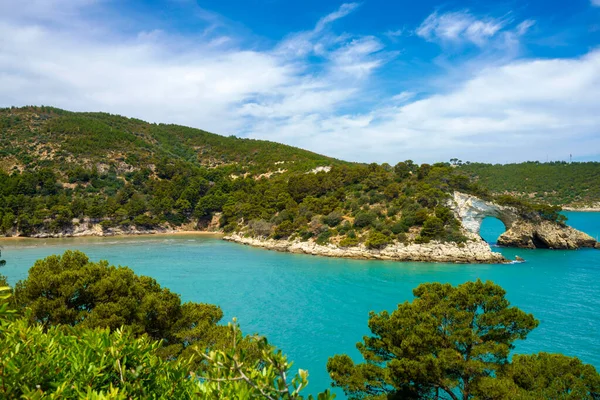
[0,107,569,246]
[459,162,600,207]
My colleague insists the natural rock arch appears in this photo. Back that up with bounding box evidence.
[452,193,518,236]
[451,192,598,250]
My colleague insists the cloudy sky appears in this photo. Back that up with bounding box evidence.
[1,0,599,164]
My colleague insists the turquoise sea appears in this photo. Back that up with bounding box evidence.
[1,211,599,398]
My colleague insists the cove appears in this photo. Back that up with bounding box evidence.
[1,211,599,398]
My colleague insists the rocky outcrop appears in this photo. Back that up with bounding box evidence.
[452,192,598,250]
[224,234,507,264]
[497,220,597,249]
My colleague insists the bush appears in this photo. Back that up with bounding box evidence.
[13,251,226,361]
[365,231,391,250]
[339,236,359,247]
[391,221,408,234]
[0,290,334,399]
[353,211,377,228]
[273,220,295,239]
[397,232,408,243]
[316,229,332,245]
[248,219,273,237]
[414,235,430,244]
[323,211,343,227]
[421,216,444,238]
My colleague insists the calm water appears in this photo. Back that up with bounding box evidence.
[1,212,599,397]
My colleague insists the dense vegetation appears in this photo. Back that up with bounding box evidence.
[0,106,480,246]
[327,280,600,400]
[459,161,600,207]
[0,106,587,249]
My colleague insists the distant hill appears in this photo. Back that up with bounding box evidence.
[0,106,337,174]
[459,162,600,207]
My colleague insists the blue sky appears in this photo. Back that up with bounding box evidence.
[1,0,599,163]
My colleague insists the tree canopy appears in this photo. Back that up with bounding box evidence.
[13,250,229,361]
[327,280,599,400]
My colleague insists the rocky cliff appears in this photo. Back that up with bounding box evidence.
[452,192,598,250]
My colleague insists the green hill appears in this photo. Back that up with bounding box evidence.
[459,162,600,207]
[0,106,575,244]
[0,106,335,173]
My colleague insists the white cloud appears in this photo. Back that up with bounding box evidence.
[516,20,536,36]
[246,50,600,163]
[417,11,506,46]
[385,29,404,39]
[0,2,382,135]
[592,0,600,7]
[1,1,599,165]
[315,3,360,32]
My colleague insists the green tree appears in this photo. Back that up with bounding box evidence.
[327,280,539,400]
[353,211,376,228]
[365,231,390,250]
[14,251,227,360]
[478,353,600,399]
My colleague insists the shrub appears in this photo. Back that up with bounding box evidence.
[248,219,273,237]
[353,211,377,228]
[339,236,359,247]
[13,251,227,361]
[391,221,408,234]
[323,211,343,227]
[316,229,332,245]
[421,216,444,238]
[273,220,295,239]
[337,221,351,235]
[397,232,408,243]
[365,231,391,250]
[414,235,430,244]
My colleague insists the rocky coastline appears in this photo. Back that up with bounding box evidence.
[562,206,600,212]
[0,220,222,239]
[3,193,598,261]
[224,233,508,264]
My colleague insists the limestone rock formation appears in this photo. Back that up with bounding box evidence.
[452,192,598,250]
[497,220,597,249]
[224,234,506,264]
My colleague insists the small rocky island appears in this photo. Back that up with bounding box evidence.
[225,192,599,264]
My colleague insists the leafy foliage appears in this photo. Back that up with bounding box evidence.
[13,251,229,362]
[477,353,600,400]
[327,280,547,400]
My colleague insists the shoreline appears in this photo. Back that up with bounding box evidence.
[1,229,508,264]
[224,234,508,264]
[0,230,224,241]
[562,207,600,212]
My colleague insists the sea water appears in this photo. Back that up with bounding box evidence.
[1,211,598,398]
